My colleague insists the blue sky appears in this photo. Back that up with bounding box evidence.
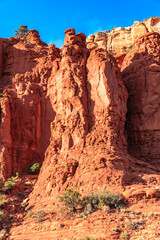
[0,0,160,48]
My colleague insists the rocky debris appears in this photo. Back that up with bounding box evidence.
[122,32,160,164]
[86,17,160,55]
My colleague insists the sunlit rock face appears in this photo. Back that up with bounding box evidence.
[0,32,60,179]
[86,17,160,55]
[28,28,128,209]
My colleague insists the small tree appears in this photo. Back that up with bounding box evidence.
[14,25,28,38]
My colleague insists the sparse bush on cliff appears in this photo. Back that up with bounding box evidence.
[59,189,86,212]
[80,237,97,240]
[0,194,6,208]
[4,172,19,191]
[0,178,3,189]
[27,210,46,222]
[85,191,123,213]
[120,230,130,240]
[60,189,123,216]
[27,162,41,175]
[0,211,5,222]
[14,25,28,38]
[4,179,16,191]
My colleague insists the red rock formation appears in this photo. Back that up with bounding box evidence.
[122,32,160,164]
[0,34,60,179]
[0,40,3,79]
[86,17,160,55]
[26,30,48,46]
[28,29,128,209]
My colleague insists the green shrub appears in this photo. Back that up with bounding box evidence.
[28,162,41,175]
[35,210,46,222]
[0,194,6,208]
[4,179,16,190]
[0,211,5,222]
[3,172,19,190]
[128,45,133,50]
[14,25,28,38]
[23,37,31,44]
[85,191,123,214]
[0,178,3,189]
[120,230,130,240]
[80,238,97,240]
[60,189,123,216]
[59,189,85,212]
[21,200,29,208]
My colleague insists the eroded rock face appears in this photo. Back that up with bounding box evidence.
[0,34,60,179]
[87,17,160,55]
[29,29,128,209]
[122,32,160,164]
[0,40,3,79]
[26,30,47,46]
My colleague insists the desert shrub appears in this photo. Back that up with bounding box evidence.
[60,189,123,216]
[27,210,46,222]
[4,172,19,191]
[35,210,46,222]
[59,189,86,212]
[23,37,31,44]
[0,194,6,208]
[0,211,5,222]
[128,45,133,50]
[28,162,41,175]
[85,191,123,214]
[80,238,97,240]
[21,200,29,208]
[27,211,34,217]
[0,178,3,189]
[120,230,130,240]
[4,179,16,190]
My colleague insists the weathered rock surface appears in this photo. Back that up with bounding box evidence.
[122,32,160,164]
[1,19,160,240]
[87,17,160,55]
[28,28,129,209]
[0,33,60,179]
[0,40,3,79]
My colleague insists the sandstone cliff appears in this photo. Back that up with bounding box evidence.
[87,17,160,55]
[0,32,60,179]
[1,19,160,240]
[28,28,130,209]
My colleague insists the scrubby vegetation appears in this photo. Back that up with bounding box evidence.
[14,25,28,38]
[59,189,85,212]
[4,172,19,191]
[27,162,41,175]
[0,194,6,208]
[0,211,5,222]
[27,210,46,222]
[59,189,123,216]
